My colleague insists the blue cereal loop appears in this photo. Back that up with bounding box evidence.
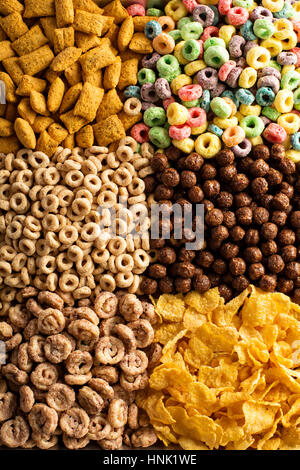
[200,89,211,112]
[255,87,275,106]
[240,20,256,41]
[124,86,141,99]
[208,123,223,136]
[235,88,255,105]
[291,132,300,150]
[144,20,162,39]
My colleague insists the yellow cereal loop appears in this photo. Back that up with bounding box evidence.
[172,137,195,153]
[293,1,300,16]
[190,122,208,135]
[167,102,189,125]
[249,136,263,146]
[277,113,300,134]
[262,0,284,12]
[273,19,293,40]
[165,0,188,21]
[246,46,271,69]
[238,67,257,88]
[282,65,295,75]
[184,60,206,76]
[286,149,300,163]
[274,89,294,113]
[235,111,244,123]
[281,32,298,51]
[195,132,221,158]
[174,41,189,65]
[260,38,282,57]
[219,25,236,45]
[239,104,262,116]
[213,117,238,129]
[171,74,192,94]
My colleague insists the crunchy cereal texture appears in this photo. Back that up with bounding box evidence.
[93,114,125,146]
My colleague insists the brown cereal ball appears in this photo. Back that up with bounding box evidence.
[203,180,220,198]
[161,168,180,188]
[260,194,273,210]
[230,173,249,192]
[150,238,165,249]
[271,143,285,160]
[154,184,174,200]
[157,247,176,265]
[178,248,195,263]
[232,275,249,292]
[205,209,223,227]
[238,157,254,173]
[218,284,233,302]
[140,278,158,295]
[184,152,204,171]
[236,207,253,226]
[148,264,167,279]
[165,146,181,161]
[281,245,297,262]
[200,163,217,180]
[244,228,259,246]
[151,154,168,172]
[159,277,174,294]
[207,272,220,288]
[229,257,246,276]
[261,240,278,256]
[215,191,233,209]
[211,225,229,241]
[252,144,270,160]
[230,226,245,242]
[261,222,278,240]
[203,200,214,212]
[220,242,239,260]
[175,262,195,279]
[144,176,156,194]
[244,247,262,263]
[277,278,294,294]
[193,274,211,293]
[251,177,268,195]
[248,263,265,281]
[250,159,269,177]
[285,262,300,279]
[278,158,296,175]
[259,274,277,292]
[266,168,283,186]
[196,251,214,268]
[219,165,237,182]
[281,182,294,199]
[188,186,204,203]
[293,289,300,304]
[267,254,285,274]
[290,211,300,228]
[223,211,236,228]
[212,258,227,275]
[215,149,235,166]
[234,193,252,208]
[271,211,287,227]
[272,192,290,212]
[174,278,191,293]
[180,171,197,188]
[277,229,295,246]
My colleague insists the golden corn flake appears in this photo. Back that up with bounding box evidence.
[139,286,300,450]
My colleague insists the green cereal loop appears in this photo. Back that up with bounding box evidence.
[181,98,200,108]
[181,21,203,40]
[182,39,201,61]
[178,17,193,30]
[157,54,180,80]
[210,97,232,119]
[268,60,281,71]
[262,106,281,121]
[253,18,275,39]
[168,29,182,43]
[204,45,229,69]
[149,126,171,148]
[241,115,265,137]
[147,8,164,16]
[233,0,253,7]
[281,71,300,90]
[143,106,166,127]
[293,87,300,105]
[138,68,156,85]
[204,37,226,51]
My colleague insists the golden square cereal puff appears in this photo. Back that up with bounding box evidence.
[36,130,59,157]
[96,88,123,122]
[60,82,83,114]
[93,114,125,146]
[12,25,48,56]
[0,118,13,137]
[74,82,104,121]
[60,109,89,134]
[0,41,15,62]
[14,117,36,149]
[103,57,121,90]
[16,75,47,96]
[2,57,24,85]
[47,77,65,113]
[73,9,104,36]
[0,135,20,153]
[0,72,16,103]
[103,0,129,24]
[100,16,115,36]
[48,123,68,143]
[119,50,141,62]
[18,45,54,76]
[105,23,120,49]
[117,110,142,131]
[82,69,102,88]
[75,125,94,148]
[51,46,82,73]
[54,27,75,54]
[32,116,54,134]
[129,33,153,54]
[40,17,58,45]
[18,98,36,125]
[55,0,74,28]
[0,0,24,15]
[24,0,55,18]
[73,0,103,14]
[133,16,158,32]
[0,26,6,41]
[65,62,82,86]
[118,16,134,52]
[0,12,28,41]
[75,32,101,53]
[79,41,116,73]
[118,58,138,90]
[185,289,221,315]
[156,294,185,323]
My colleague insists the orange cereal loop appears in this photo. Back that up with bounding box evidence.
[222,126,246,147]
[157,16,175,33]
[153,32,175,55]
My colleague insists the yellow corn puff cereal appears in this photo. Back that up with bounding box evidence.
[55,0,74,28]
[96,88,123,121]
[47,77,65,113]
[51,46,82,72]
[73,9,104,35]
[14,117,36,149]
[0,12,28,41]
[24,0,55,18]
[118,16,134,52]
[74,82,104,121]
[93,114,125,146]
[19,45,54,75]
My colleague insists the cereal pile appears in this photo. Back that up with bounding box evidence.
[126,0,300,158]
[138,286,300,450]
[0,288,160,449]
[0,0,156,155]
[141,142,300,301]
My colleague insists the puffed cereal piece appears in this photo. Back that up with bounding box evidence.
[73,0,103,14]
[60,82,83,113]
[105,24,119,49]
[45,69,60,84]
[76,125,94,148]
[60,109,89,134]
[14,117,36,149]
[0,26,6,41]
[118,111,142,131]
[0,72,16,103]
[0,41,15,61]
[16,76,47,96]
[18,98,36,125]
[119,50,141,62]
[118,59,139,90]
[18,45,54,75]
[55,0,74,28]
[65,62,82,86]
[48,123,68,143]
[0,12,28,41]
[103,0,129,24]
[48,77,65,113]
[51,47,82,73]
[0,0,24,15]
[40,17,58,45]
[73,9,104,36]
[32,116,54,133]
[93,114,125,146]
[75,32,101,53]
[63,133,75,149]
[24,0,55,18]
[79,40,116,73]
[0,136,19,153]
[133,16,157,32]
[54,27,75,54]
[2,57,23,85]
[100,16,115,36]
[103,57,121,90]
[118,17,134,53]
[129,33,153,55]
[74,83,104,121]
[36,130,59,157]
[30,90,49,116]
[0,118,13,136]
[82,69,102,88]
[96,89,123,121]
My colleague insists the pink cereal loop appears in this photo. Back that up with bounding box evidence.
[218,0,232,15]
[178,84,203,101]
[201,26,219,42]
[182,0,198,13]
[169,124,191,140]
[127,4,145,16]
[163,97,175,110]
[227,7,249,26]
[218,60,236,81]
[187,108,207,128]
[131,123,150,143]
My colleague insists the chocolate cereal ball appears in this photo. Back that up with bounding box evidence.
[193,274,211,293]
[229,257,246,276]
